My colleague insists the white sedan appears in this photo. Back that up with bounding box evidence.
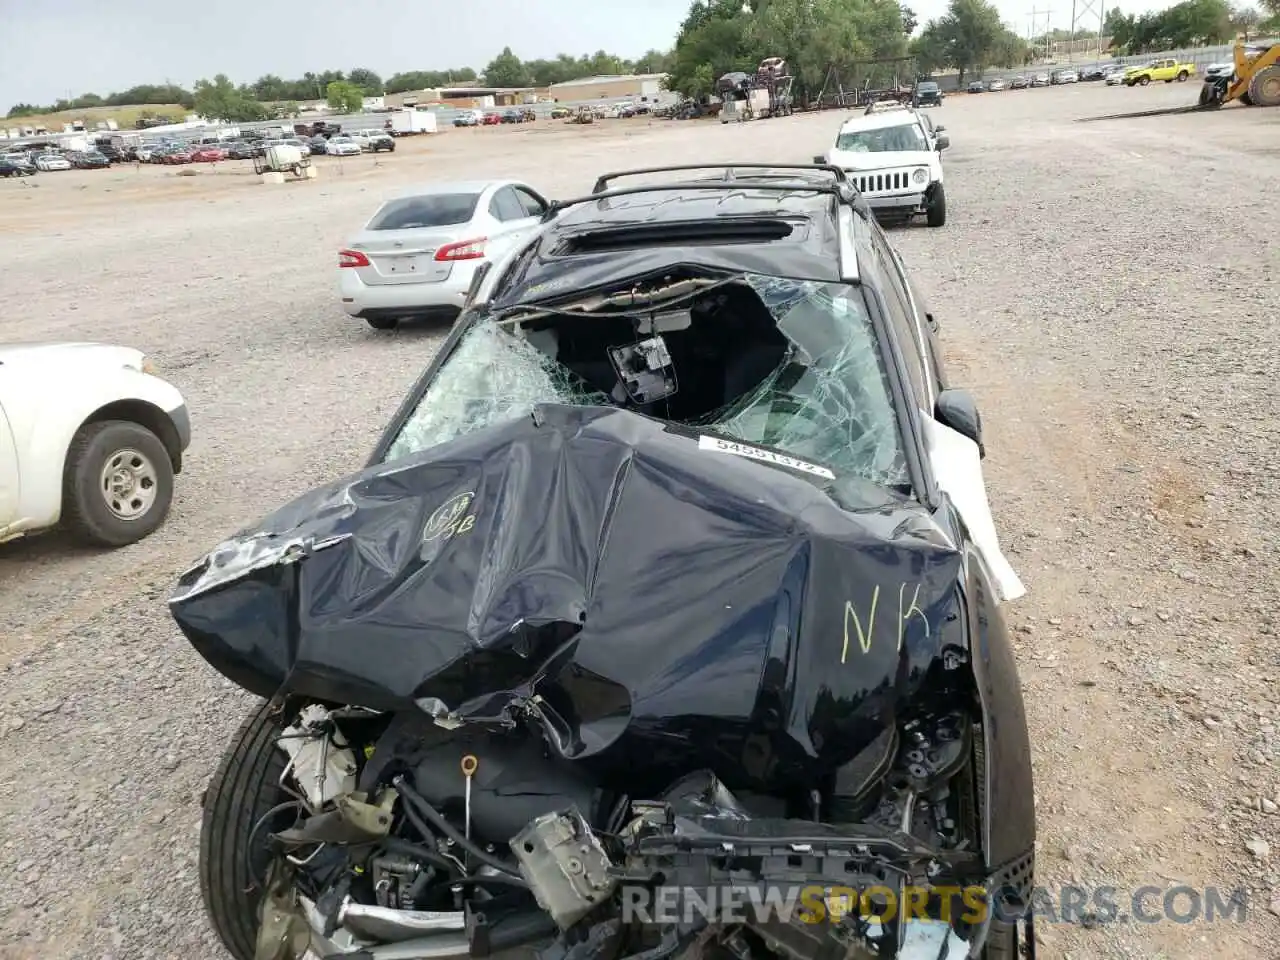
[0,343,191,547]
[324,136,362,156]
[35,154,72,171]
[337,179,550,331]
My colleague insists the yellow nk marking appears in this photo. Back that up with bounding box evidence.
[841,586,880,663]
[842,583,932,661]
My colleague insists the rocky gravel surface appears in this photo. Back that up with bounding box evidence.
[1,82,1277,959]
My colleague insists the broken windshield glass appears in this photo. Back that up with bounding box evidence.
[382,274,909,489]
[382,323,610,463]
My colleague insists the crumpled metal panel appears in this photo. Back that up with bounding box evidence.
[171,401,963,789]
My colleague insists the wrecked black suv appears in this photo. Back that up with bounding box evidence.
[175,165,1036,960]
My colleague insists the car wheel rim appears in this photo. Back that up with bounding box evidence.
[99,448,159,521]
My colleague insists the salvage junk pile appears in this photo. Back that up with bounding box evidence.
[171,270,1032,960]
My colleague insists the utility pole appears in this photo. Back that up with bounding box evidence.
[1068,0,1104,64]
[1030,8,1053,62]
[1068,0,1076,62]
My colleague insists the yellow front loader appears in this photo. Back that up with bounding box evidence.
[1199,40,1280,107]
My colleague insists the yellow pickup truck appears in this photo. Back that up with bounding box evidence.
[1124,58,1197,86]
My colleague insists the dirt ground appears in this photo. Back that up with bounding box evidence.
[1,85,1278,960]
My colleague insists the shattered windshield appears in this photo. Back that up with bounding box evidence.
[382,274,909,489]
[835,122,928,153]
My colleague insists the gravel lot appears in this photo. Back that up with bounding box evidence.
[2,82,1278,959]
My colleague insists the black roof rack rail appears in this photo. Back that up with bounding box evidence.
[545,168,860,222]
[591,162,848,195]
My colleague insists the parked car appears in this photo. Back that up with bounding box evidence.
[914,79,944,105]
[190,146,226,163]
[308,135,330,154]
[69,150,111,169]
[0,342,190,547]
[282,137,312,156]
[1123,58,1195,85]
[0,158,36,177]
[1050,69,1079,84]
[356,131,395,153]
[500,109,522,123]
[224,141,256,160]
[1079,66,1107,81]
[550,106,572,119]
[986,78,1007,91]
[185,161,1034,960]
[1031,72,1051,87]
[159,148,193,165]
[966,79,986,93]
[453,111,479,127]
[1203,61,1234,81]
[1009,75,1029,89]
[325,136,362,157]
[35,153,72,171]
[337,178,550,330]
[481,112,502,125]
[817,101,949,227]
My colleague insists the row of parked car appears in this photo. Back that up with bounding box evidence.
[964,63,1129,93]
[0,128,400,176]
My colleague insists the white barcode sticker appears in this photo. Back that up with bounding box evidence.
[698,435,835,480]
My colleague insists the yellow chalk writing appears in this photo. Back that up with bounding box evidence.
[842,583,932,660]
[897,582,930,651]
[841,586,880,663]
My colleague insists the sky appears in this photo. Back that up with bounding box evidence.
[0,0,1164,106]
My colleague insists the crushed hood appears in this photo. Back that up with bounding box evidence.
[171,404,965,777]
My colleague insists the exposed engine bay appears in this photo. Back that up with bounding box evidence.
[248,700,1013,960]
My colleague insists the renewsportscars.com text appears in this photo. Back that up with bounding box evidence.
[619,884,1250,926]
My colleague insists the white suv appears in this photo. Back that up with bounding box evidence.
[814,102,949,227]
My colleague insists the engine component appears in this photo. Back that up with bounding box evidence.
[337,896,465,943]
[405,732,608,845]
[279,704,358,810]
[372,854,430,911]
[299,893,471,959]
[511,808,616,930]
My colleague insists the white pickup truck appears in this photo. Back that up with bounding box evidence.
[0,343,191,547]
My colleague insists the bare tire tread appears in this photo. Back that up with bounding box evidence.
[198,699,289,960]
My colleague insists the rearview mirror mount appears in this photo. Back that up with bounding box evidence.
[935,389,984,458]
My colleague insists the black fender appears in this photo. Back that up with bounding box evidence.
[944,503,1037,874]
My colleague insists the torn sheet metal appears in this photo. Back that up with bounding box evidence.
[171,403,965,784]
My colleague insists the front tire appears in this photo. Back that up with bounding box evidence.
[61,420,174,547]
[1139,76,1150,86]
[366,316,399,330]
[926,183,947,227]
[199,700,293,960]
[1177,70,1188,81]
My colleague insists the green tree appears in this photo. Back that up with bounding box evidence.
[348,68,384,95]
[934,0,1004,81]
[901,4,918,33]
[193,74,269,122]
[483,47,532,86]
[326,80,365,113]
[1230,3,1260,36]
[252,74,289,100]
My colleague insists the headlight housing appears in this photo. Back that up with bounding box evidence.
[912,168,928,184]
